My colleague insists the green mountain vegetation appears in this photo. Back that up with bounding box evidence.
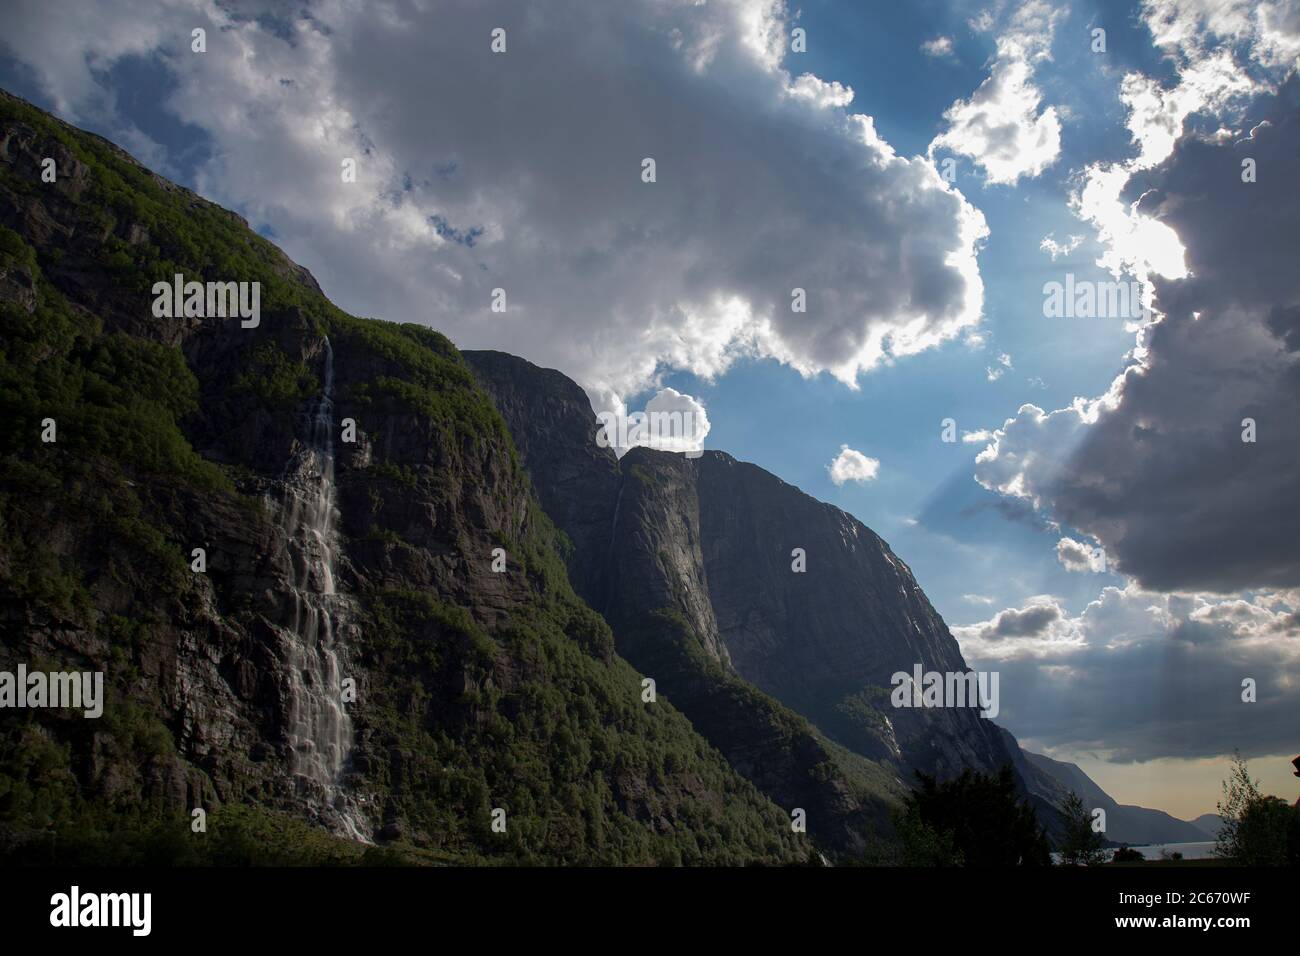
[0,88,810,865]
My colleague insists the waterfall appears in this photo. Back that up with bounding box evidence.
[275,336,370,842]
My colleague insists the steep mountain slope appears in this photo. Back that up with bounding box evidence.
[469,352,905,854]
[1022,751,1211,845]
[1190,813,1225,841]
[688,449,1017,778]
[465,350,1228,849]
[0,88,809,865]
[456,350,622,607]
[465,350,1038,840]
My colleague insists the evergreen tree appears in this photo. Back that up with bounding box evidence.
[901,766,1051,866]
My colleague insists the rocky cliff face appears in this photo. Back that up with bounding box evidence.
[0,89,809,865]
[691,450,1019,779]
[0,87,1087,866]
[466,350,1039,831]
[453,350,622,606]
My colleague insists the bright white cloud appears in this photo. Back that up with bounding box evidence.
[985,351,1012,381]
[786,72,854,108]
[1056,536,1107,573]
[928,0,1063,185]
[920,36,954,59]
[1143,0,1300,72]
[974,395,1115,510]
[1070,48,1258,303]
[595,387,711,458]
[827,444,880,485]
[0,0,989,404]
[1039,233,1083,260]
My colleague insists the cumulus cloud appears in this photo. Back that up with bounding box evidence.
[974,397,1104,509]
[953,585,1300,761]
[1068,1,1295,306]
[1143,0,1300,73]
[1056,536,1106,573]
[1071,52,1255,302]
[0,0,989,405]
[978,80,1300,592]
[786,72,854,108]
[827,444,880,485]
[928,0,1062,184]
[921,36,954,59]
[595,387,710,457]
[957,598,1070,642]
[974,6,1300,594]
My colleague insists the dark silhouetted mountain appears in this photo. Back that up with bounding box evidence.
[1190,813,1226,841]
[0,88,810,865]
[0,86,1178,867]
[1021,750,1211,845]
[462,350,1075,846]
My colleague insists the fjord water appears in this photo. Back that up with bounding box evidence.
[1134,841,1215,861]
[276,337,369,841]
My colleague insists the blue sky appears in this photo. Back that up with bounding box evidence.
[643,0,1152,624]
[4,0,1298,816]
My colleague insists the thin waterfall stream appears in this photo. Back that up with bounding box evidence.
[274,336,370,842]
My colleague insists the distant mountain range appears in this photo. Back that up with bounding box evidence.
[1189,813,1227,840]
[1018,751,1221,845]
[0,87,1210,863]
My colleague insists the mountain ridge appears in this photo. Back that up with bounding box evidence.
[0,86,1200,864]
[465,348,1209,849]
[0,87,811,865]
[466,351,1028,829]
[1022,750,1217,845]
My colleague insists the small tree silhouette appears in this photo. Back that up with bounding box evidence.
[1215,752,1295,866]
[1058,790,1107,866]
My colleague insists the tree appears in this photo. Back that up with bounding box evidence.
[1233,797,1291,866]
[1111,845,1144,863]
[893,806,963,866]
[1215,752,1294,866]
[1057,790,1108,866]
[900,767,1051,867]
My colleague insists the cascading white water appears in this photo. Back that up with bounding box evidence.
[275,336,370,842]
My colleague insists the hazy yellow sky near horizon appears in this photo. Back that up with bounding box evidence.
[1070,753,1298,822]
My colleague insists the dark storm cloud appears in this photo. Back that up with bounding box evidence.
[983,632,1300,762]
[980,81,1300,594]
[989,602,1063,638]
[956,586,1300,762]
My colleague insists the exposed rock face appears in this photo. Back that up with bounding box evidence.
[454,351,621,605]
[0,87,1112,865]
[691,450,1018,779]
[466,350,1031,817]
[466,353,905,856]
[0,89,808,865]
[603,449,733,667]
